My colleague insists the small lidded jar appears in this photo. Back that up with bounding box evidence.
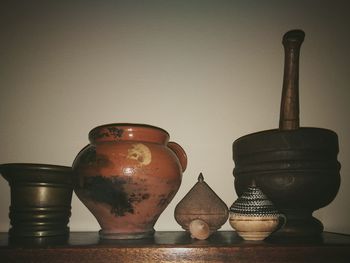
[175,173,229,240]
[229,181,286,241]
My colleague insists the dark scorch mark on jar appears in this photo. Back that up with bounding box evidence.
[157,190,176,208]
[82,176,150,217]
[107,127,124,139]
[90,127,124,141]
[96,154,114,168]
[78,146,96,165]
[74,149,113,171]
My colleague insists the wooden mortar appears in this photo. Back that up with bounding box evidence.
[232,30,341,237]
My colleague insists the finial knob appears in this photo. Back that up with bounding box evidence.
[198,173,204,182]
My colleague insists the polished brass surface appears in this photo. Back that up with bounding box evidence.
[0,163,73,237]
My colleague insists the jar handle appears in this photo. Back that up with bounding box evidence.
[168,142,187,172]
[276,214,287,233]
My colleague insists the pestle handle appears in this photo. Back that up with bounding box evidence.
[279,29,305,130]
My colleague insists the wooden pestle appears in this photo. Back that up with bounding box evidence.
[279,30,305,130]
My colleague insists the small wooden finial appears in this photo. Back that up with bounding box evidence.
[198,173,204,182]
[251,179,257,187]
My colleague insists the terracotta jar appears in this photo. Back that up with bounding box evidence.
[73,123,187,239]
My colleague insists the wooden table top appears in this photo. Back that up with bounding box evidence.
[1,231,350,262]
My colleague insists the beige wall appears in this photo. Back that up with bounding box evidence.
[1,1,349,234]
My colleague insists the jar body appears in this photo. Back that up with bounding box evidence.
[73,124,187,239]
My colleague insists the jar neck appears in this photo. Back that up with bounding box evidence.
[88,123,170,144]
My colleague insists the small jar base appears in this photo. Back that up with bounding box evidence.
[236,231,271,241]
[9,226,70,238]
[99,229,155,240]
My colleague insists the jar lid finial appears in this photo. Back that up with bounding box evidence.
[198,173,204,182]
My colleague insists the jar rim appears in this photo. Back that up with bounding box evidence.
[88,123,170,144]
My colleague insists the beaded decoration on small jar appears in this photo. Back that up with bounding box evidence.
[229,181,286,241]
